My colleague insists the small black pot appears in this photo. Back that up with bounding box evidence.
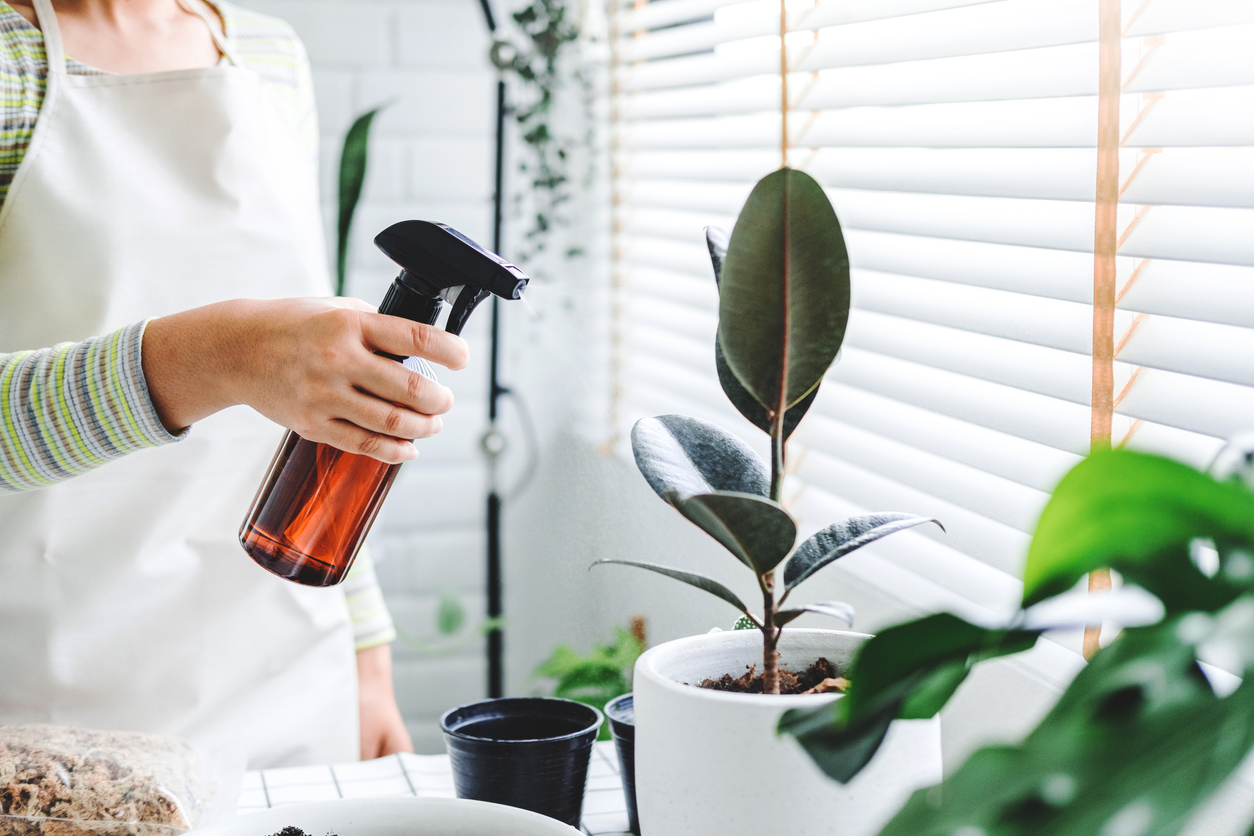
[440,697,604,827]
[604,693,639,835]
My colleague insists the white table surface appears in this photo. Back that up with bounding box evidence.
[234,740,632,836]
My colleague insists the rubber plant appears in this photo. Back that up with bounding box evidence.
[779,443,1254,835]
[594,168,941,694]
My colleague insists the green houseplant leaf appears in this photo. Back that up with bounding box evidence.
[709,227,819,440]
[1023,449,1254,610]
[592,559,758,625]
[779,613,1040,782]
[632,415,771,500]
[336,105,387,297]
[773,601,855,628]
[669,491,797,576]
[784,514,944,590]
[717,168,850,420]
[877,614,1254,836]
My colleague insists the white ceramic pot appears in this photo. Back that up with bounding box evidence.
[634,628,941,836]
[191,797,582,835]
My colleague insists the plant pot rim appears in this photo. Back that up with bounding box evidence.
[605,692,634,725]
[440,696,604,744]
[636,627,870,707]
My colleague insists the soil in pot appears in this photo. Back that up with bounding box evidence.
[697,656,848,695]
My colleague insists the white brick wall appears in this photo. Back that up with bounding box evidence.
[236,0,498,753]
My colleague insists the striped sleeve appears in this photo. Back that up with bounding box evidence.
[343,548,398,651]
[0,320,183,493]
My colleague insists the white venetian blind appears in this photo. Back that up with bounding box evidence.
[607,0,1254,624]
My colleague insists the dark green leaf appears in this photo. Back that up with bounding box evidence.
[1024,449,1254,610]
[878,616,1254,836]
[842,614,1040,721]
[784,514,943,591]
[592,559,755,622]
[436,592,465,636]
[670,491,797,575]
[779,613,1039,783]
[710,229,813,438]
[715,339,818,441]
[336,105,387,297]
[774,601,855,628]
[718,168,850,416]
[631,415,770,500]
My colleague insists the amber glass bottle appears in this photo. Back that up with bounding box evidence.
[239,431,402,585]
[240,220,528,586]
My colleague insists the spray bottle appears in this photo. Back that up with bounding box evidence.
[240,221,529,586]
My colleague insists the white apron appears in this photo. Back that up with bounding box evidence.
[0,0,358,767]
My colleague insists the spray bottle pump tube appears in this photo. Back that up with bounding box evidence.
[240,222,530,587]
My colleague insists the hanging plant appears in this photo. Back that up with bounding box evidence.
[498,0,583,264]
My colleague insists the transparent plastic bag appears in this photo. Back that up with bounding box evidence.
[0,724,242,835]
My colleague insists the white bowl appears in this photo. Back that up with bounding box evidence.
[191,797,583,835]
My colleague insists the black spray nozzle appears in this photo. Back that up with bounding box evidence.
[374,221,529,336]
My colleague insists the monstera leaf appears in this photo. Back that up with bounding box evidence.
[669,491,797,576]
[779,613,1040,783]
[632,415,770,500]
[717,169,850,425]
[877,615,1254,836]
[707,227,819,441]
[784,514,943,591]
[1024,449,1254,611]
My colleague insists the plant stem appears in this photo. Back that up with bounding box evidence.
[770,413,785,503]
[763,411,785,694]
[762,571,780,694]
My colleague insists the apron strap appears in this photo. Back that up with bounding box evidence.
[176,0,244,68]
[30,0,66,77]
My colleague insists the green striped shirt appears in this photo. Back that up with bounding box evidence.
[0,1,396,650]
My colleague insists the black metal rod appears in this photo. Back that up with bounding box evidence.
[487,491,503,697]
[485,75,508,699]
[477,0,497,32]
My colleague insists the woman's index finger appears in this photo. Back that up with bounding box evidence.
[361,313,470,370]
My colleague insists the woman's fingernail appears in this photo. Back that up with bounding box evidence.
[405,443,419,460]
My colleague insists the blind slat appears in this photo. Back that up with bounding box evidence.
[619,147,1254,208]
[795,447,1032,575]
[807,381,1081,492]
[798,413,1052,533]
[615,89,1254,148]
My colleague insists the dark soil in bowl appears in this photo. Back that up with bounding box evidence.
[697,657,848,695]
[271,829,325,836]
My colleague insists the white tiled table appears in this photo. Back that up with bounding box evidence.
[234,741,632,836]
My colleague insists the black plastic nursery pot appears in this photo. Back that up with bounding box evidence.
[604,693,639,836]
[440,697,604,827]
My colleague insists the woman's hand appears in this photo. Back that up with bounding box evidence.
[141,297,469,464]
[357,643,414,760]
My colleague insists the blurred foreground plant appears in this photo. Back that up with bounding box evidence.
[780,443,1254,836]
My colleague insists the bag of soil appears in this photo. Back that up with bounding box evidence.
[0,724,239,835]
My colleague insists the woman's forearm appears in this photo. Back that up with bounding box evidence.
[1,296,470,494]
[0,321,180,493]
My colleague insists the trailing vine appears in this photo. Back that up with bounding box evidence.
[501,0,584,264]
